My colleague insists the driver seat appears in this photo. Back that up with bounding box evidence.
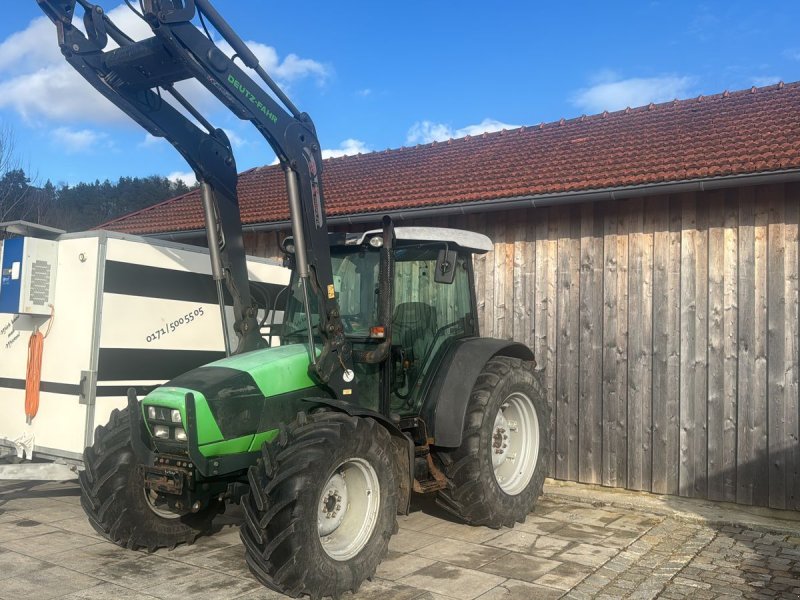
[393,302,437,366]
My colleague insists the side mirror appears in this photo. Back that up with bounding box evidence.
[434,248,457,284]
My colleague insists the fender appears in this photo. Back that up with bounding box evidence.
[301,397,414,514]
[420,337,534,448]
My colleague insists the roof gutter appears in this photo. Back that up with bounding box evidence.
[148,168,800,241]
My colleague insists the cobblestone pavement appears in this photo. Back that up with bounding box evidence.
[1,478,799,599]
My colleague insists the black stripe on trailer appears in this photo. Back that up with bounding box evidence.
[97,348,226,381]
[96,384,159,397]
[0,377,80,395]
[103,260,287,306]
[0,378,157,397]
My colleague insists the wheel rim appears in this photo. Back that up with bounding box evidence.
[317,457,380,561]
[491,391,540,495]
[142,487,181,519]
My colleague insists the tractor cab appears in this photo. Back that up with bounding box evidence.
[280,227,493,415]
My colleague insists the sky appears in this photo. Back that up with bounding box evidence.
[1,1,799,188]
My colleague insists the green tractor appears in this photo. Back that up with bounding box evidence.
[39,1,550,598]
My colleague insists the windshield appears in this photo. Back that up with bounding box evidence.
[283,248,380,340]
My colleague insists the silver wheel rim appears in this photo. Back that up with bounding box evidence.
[143,488,181,519]
[491,391,540,495]
[318,457,380,561]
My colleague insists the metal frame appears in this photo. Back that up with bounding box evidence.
[38,0,355,400]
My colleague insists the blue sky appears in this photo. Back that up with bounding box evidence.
[1,1,798,187]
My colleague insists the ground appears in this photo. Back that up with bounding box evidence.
[1,478,799,599]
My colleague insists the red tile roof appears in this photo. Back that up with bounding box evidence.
[102,82,800,234]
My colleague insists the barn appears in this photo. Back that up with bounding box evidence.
[104,81,800,510]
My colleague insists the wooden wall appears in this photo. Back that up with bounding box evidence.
[244,183,800,510]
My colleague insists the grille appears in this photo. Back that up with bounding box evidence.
[28,260,52,306]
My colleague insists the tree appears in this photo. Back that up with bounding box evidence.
[0,127,35,223]
[0,122,195,232]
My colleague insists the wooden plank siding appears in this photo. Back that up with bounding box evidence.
[244,183,800,509]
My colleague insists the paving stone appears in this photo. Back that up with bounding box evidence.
[87,554,204,591]
[413,539,509,569]
[606,514,662,532]
[342,579,426,600]
[0,548,53,581]
[475,578,562,599]
[0,529,103,558]
[160,542,251,577]
[58,582,161,599]
[398,510,447,532]
[556,542,617,567]
[376,550,437,581]
[0,564,103,600]
[423,520,507,544]
[534,561,593,590]
[548,523,612,545]
[227,587,292,600]
[485,529,570,557]
[47,515,103,538]
[478,551,561,583]
[398,562,506,600]
[388,527,441,553]
[0,519,61,543]
[514,518,562,536]
[42,541,140,574]
[139,570,263,599]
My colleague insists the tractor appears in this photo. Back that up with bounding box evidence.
[38,1,550,598]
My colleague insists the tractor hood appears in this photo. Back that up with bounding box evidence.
[141,344,323,457]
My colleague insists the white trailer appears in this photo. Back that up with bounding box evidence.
[0,227,289,466]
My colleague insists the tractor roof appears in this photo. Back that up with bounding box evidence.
[346,226,493,254]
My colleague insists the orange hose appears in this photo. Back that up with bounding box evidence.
[24,306,54,422]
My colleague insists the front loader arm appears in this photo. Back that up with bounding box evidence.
[38,0,355,399]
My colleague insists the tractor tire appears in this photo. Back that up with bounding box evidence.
[240,411,398,600]
[435,356,550,528]
[79,407,220,551]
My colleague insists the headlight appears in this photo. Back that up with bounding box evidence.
[148,406,157,420]
[174,428,187,441]
[171,409,182,424]
[153,425,169,439]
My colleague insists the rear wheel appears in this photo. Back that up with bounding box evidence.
[435,357,550,528]
[241,411,398,599]
[79,407,220,551]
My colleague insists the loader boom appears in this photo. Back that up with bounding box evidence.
[37,0,355,400]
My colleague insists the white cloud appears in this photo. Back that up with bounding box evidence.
[139,133,166,148]
[571,73,694,113]
[0,16,62,72]
[268,138,368,164]
[167,170,197,187]
[406,118,519,145]
[222,129,248,149]
[215,40,328,86]
[356,88,372,97]
[783,48,800,61]
[321,139,370,159]
[51,127,110,154]
[0,6,327,128]
[0,65,128,124]
[751,75,781,87]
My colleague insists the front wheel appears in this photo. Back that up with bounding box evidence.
[435,357,550,528]
[240,412,398,599]
[79,408,221,551]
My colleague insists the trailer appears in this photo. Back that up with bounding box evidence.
[0,224,289,466]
